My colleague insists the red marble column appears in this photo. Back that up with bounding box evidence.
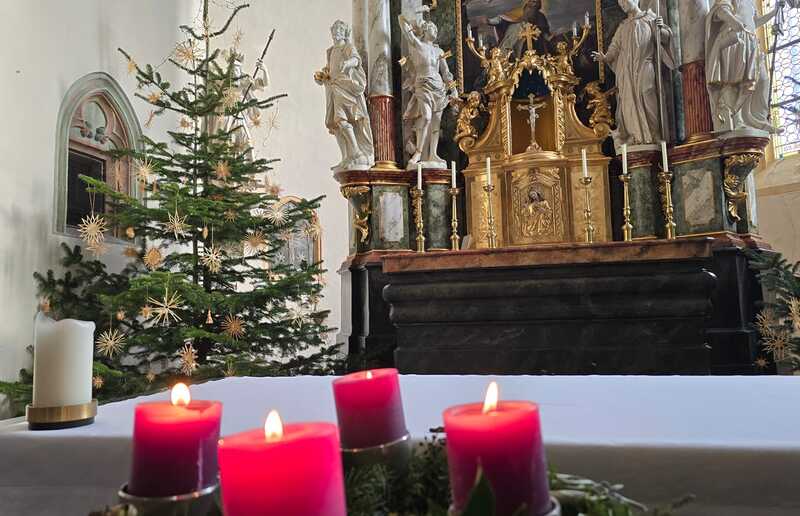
[369,95,398,167]
[681,60,714,140]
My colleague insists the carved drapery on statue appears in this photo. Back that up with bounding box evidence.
[456,20,612,248]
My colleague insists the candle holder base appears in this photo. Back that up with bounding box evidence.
[118,483,222,516]
[26,399,97,431]
[341,432,413,474]
[448,496,561,516]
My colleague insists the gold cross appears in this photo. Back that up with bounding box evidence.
[519,23,541,52]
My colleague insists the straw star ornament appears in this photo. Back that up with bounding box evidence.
[148,288,183,326]
[143,247,164,270]
[78,213,108,245]
[165,208,189,239]
[201,245,223,273]
[214,161,231,181]
[178,343,198,376]
[221,314,245,340]
[266,203,288,224]
[96,328,126,358]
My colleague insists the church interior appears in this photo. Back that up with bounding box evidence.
[1,1,800,515]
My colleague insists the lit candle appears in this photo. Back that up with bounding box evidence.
[622,143,628,176]
[660,141,669,171]
[572,21,578,38]
[451,161,457,188]
[31,312,94,408]
[332,368,408,449]
[129,383,222,497]
[444,382,551,516]
[486,157,492,186]
[218,411,346,516]
[581,148,589,178]
[417,163,423,191]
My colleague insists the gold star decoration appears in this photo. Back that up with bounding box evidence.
[206,308,214,324]
[93,376,104,389]
[303,221,321,240]
[201,245,223,273]
[146,371,157,383]
[221,314,245,340]
[224,209,237,223]
[279,228,296,243]
[178,343,198,376]
[116,310,126,321]
[754,356,770,370]
[78,213,108,245]
[148,288,183,326]
[214,161,231,181]
[147,91,162,105]
[135,157,156,185]
[265,203,288,224]
[123,246,140,259]
[165,208,189,239]
[96,328,126,358]
[755,308,779,337]
[287,307,307,328]
[143,247,164,270]
[221,87,240,110]
[243,230,268,256]
[125,227,136,239]
[86,240,109,257]
[764,331,791,362]
[789,297,800,332]
[140,304,154,319]
[175,39,202,66]
[179,117,195,132]
[127,57,137,75]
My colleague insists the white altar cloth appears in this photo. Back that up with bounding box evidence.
[1,375,798,516]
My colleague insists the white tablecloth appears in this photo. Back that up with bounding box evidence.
[1,375,798,516]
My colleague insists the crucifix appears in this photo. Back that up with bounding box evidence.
[517,94,546,152]
[519,22,541,53]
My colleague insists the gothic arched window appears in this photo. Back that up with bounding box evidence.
[763,0,800,157]
[274,196,322,268]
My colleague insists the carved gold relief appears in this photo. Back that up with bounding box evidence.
[452,91,484,152]
[722,154,760,224]
[341,185,371,244]
[510,167,564,244]
[584,81,617,138]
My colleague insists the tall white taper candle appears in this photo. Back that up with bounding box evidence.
[485,157,492,186]
[581,149,589,178]
[660,141,669,171]
[451,161,457,188]
[622,144,628,176]
[417,163,422,190]
[32,313,95,407]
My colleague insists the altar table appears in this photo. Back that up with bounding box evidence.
[0,375,798,516]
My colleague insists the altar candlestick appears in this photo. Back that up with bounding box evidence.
[486,157,492,186]
[451,161,457,188]
[444,382,551,516]
[660,141,669,171]
[333,368,408,449]
[32,313,94,408]
[218,411,346,516]
[621,143,628,176]
[581,148,589,178]
[129,383,222,497]
[417,163,423,190]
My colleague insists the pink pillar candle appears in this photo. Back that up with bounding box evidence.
[443,382,551,516]
[218,411,346,516]
[332,368,408,449]
[129,383,222,497]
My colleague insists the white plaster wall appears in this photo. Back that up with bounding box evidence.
[0,0,199,381]
[756,155,800,264]
[211,0,352,348]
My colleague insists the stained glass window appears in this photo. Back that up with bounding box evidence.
[764,0,800,156]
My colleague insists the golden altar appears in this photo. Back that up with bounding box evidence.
[455,22,612,248]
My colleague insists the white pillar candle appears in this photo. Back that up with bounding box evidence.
[32,313,95,408]
[451,161,457,188]
[660,141,669,171]
[581,148,589,178]
[466,23,473,40]
[485,157,492,186]
[585,11,591,28]
[621,144,628,175]
[572,21,578,38]
[417,163,422,190]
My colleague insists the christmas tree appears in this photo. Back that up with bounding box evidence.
[22,2,339,401]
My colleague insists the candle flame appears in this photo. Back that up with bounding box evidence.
[482,381,499,414]
[171,382,191,406]
[366,370,373,380]
[264,410,284,442]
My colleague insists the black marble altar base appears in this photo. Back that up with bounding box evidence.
[381,237,771,375]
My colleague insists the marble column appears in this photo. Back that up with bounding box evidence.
[678,0,714,140]
[367,0,398,168]
[352,0,369,81]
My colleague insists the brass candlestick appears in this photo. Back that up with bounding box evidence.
[449,187,461,251]
[658,169,677,240]
[620,173,634,242]
[411,187,425,252]
[482,184,498,249]
[579,176,595,243]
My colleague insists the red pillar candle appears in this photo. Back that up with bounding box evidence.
[332,368,408,449]
[443,382,551,516]
[129,383,222,497]
[218,410,347,516]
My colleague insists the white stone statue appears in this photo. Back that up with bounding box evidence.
[705,0,779,133]
[315,20,375,172]
[399,7,459,170]
[592,0,675,147]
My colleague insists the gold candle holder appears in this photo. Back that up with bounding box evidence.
[449,187,461,251]
[658,169,677,240]
[620,173,634,242]
[579,176,595,244]
[482,184,498,249]
[26,399,98,430]
[118,482,221,516]
[411,187,425,253]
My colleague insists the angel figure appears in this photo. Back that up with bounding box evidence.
[584,81,618,135]
[451,91,485,142]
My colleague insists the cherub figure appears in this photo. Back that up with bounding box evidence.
[483,47,515,85]
[584,80,618,135]
[451,91,484,142]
